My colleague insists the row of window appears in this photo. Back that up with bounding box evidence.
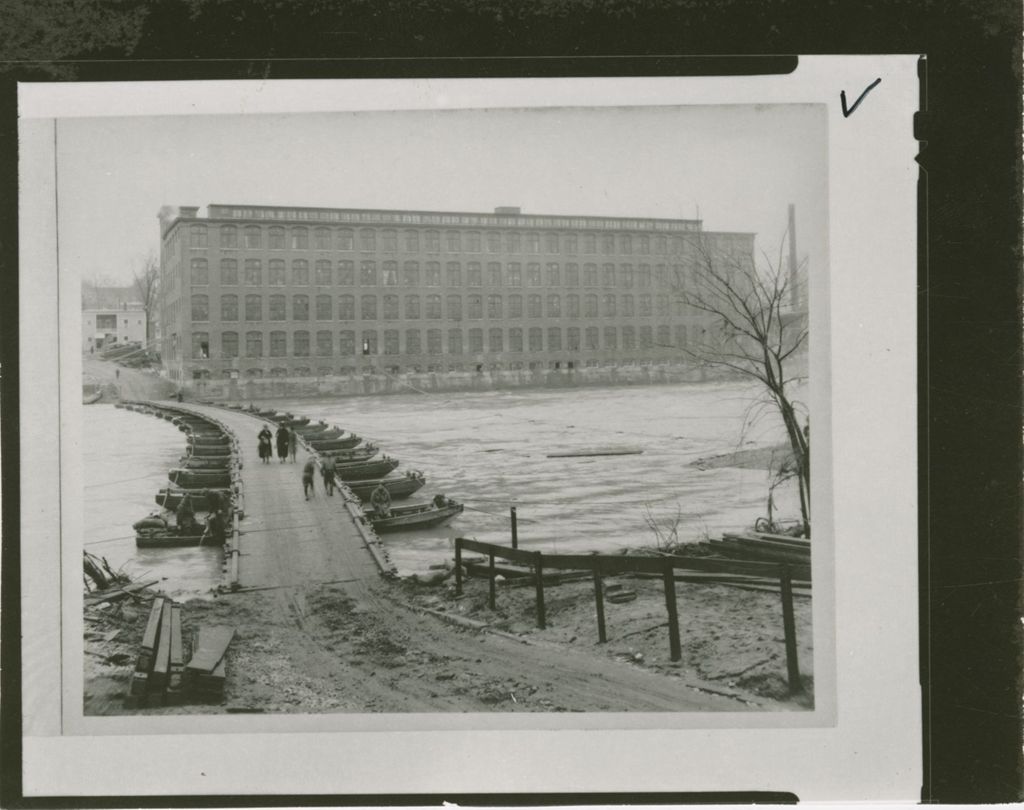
[191,324,695,359]
[190,293,686,321]
[186,258,690,289]
[187,223,701,256]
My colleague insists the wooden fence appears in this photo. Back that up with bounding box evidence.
[454,537,809,694]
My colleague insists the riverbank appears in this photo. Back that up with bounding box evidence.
[85,561,812,714]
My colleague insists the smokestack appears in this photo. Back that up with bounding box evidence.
[788,204,799,309]
[158,205,179,237]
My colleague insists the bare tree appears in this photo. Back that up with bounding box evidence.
[676,232,810,534]
[132,253,159,344]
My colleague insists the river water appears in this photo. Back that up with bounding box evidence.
[82,381,800,588]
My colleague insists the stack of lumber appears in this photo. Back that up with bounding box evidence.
[716,531,811,566]
[184,626,235,702]
[127,598,184,707]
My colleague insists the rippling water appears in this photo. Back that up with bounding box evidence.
[82,382,801,585]
[273,381,801,574]
[83,404,224,599]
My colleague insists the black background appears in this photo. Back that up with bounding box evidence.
[1,0,1020,804]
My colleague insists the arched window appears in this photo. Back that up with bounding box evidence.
[293,330,310,356]
[406,329,422,354]
[620,234,633,254]
[566,263,580,287]
[338,295,355,321]
[567,327,580,351]
[189,224,207,248]
[316,260,333,286]
[621,264,634,288]
[657,325,671,346]
[547,294,561,317]
[426,295,442,319]
[291,227,309,249]
[269,295,286,321]
[585,294,598,318]
[622,326,636,349]
[244,259,261,285]
[192,332,209,358]
[191,294,209,321]
[639,294,652,316]
[467,295,483,319]
[269,330,287,357]
[545,233,559,253]
[219,225,237,248]
[338,261,354,286]
[219,258,238,285]
[508,294,523,318]
[360,295,377,320]
[383,330,400,355]
[190,258,208,285]
[425,230,440,252]
[339,330,355,355]
[489,328,503,352]
[486,262,501,287]
[467,263,482,287]
[405,295,420,319]
[360,229,376,251]
[548,327,562,351]
[245,294,262,321]
[602,234,615,255]
[603,294,616,317]
[246,331,263,357]
[657,294,669,316]
[221,331,239,358]
[604,326,618,349]
[506,263,522,287]
[447,262,462,286]
[509,327,523,352]
[525,232,540,253]
[466,232,481,252]
[583,234,596,254]
[528,327,543,352]
[547,263,560,286]
[381,229,397,251]
[314,227,331,250]
[361,331,377,355]
[583,264,598,286]
[360,261,376,286]
[245,226,261,249]
[382,261,399,286]
[383,295,399,320]
[316,294,332,320]
[446,294,461,321]
[293,295,309,320]
[268,227,285,249]
[603,264,616,286]
[337,229,354,250]
[404,230,419,252]
[640,325,653,348]
[487,295,503,319]
[468,328,483,353]
[445,231,461,252]
[527,263,542,286]
[220,294,238,321]
[447,329,463,354]
[585,326,599,350]
[567,294,580,318]
[316,330,333,356]
[506,232,521,253]
[425,262,441,286]
[527,295,542,318]
[427,329,443,354]
[402,261,419,287]
[269,259,286,286]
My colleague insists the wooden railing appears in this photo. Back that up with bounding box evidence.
[455,537,809,694]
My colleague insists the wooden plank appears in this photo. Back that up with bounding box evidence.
[167,605,185,689]
[457,537,536,565]
[546,448,644,458]
[729,535,814,556]
[713,539,811,566]
[137,597,164,671]
[662,558,681,662]
[593,570,607,643]
[84,579,160,605]
[534,551,546,629]
[488,553,496,610]
[185,625,235,675]
[149,602,174,699]
[454,539,463,596]
[779,566,802,693]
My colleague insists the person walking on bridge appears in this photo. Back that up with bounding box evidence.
[302,457,317,500]
[275,424,289,463]
[321,460,336,496]
[288,427,297,463]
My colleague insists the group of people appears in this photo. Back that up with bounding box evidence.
[302,456,337,500]
[173,490,228,545]
[257,425,297,464]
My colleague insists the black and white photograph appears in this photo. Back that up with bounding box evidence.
[18,63,926,799]
[72,101,822,717]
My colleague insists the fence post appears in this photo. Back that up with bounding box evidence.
[534,551,546,629]
[454,538,463,596]
[779,564,802,693]
[593,566,607,643]
[662,557,681,662]
[510,506,518,549]
[488,552,496,610]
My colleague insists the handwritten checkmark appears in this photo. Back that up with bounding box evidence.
[841,78,882,117]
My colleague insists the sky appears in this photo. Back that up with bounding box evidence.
[56,104,827,286]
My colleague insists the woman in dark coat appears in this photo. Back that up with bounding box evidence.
[257,426,273,463]
[275,425,289,463]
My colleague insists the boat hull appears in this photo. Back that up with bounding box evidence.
[366,501,463,532]
[318,444,378,462]
[309,435,361,451]
[346,474,425,502]
[168,468,232,488]
[331,457,399,481]
[181,456,233,469]
[155,488,231,511]
[136,530,223,548]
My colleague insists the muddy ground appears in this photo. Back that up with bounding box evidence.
[85,567,812,715]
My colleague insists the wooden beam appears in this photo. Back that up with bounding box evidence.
[593,569,607,643]
[780,565,802,693]
[488,552,496,610]
[663,558,681,662]
[534,551,546,629]
[454,538,463,596]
